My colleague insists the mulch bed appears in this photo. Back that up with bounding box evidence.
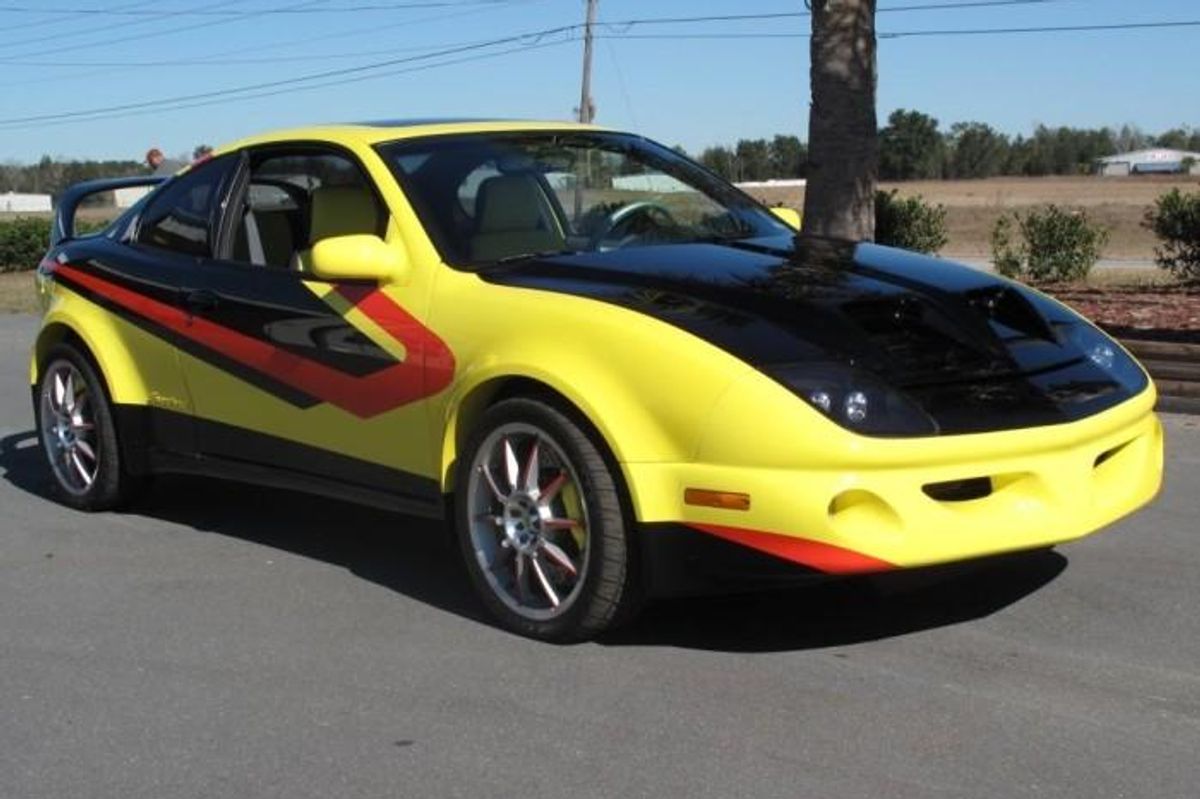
[1042,284,1200,345]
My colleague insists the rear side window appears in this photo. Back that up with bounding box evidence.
[137,154,236,257]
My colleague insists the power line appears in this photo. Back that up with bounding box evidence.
[596,19,1200,41]
[1,0,305,53]
[0,0,548,89]
[0,23,581,126]
[0,1,511,15]
[2,8,1192,129]
[0,36,577,132]
[0,0,159,34]
[0,0,1072,68]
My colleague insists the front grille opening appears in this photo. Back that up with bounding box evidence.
[923,476,993,503]
[1094,439,1131,469]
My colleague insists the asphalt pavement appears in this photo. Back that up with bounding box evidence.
[1,312,1198,799]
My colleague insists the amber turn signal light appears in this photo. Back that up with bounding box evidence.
[684,488,751,511]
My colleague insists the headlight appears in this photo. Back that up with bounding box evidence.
[770,362,938,436]
[1061,323,1147,392]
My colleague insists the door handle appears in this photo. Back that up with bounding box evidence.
[184,289,220,312]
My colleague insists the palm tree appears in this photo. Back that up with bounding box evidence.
[802,0,878,241]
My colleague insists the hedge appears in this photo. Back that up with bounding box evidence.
[0,216,108,272]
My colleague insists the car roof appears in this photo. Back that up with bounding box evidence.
[215,118,610,155]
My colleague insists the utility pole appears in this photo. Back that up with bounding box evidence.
[577,0,597,124]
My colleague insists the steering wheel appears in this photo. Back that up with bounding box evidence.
[592,201,679,249]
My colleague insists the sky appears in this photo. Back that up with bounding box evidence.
[0,0,1196,164]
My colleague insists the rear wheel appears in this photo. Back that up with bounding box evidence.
[455,397,640,642]
[36,344,134,511]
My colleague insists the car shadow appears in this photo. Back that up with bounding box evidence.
[0,429,1067,652]
[600,550,1067,653]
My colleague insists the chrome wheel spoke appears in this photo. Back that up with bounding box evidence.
[64,372,77,414]
[540,540,578,577]
[542,517,580,531]
[52,372,67,412]
[513,552,530,602]
[502,437,520,492]
[538,470,567,505]
[531,555,560,608]
[523,440,541,495]
[69,451,93,487]
[479,464,506,503]
[74,438,97,463]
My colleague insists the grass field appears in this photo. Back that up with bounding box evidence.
[0,271,39,314]
[749,174,1200,261]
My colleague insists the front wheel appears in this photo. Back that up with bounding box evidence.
[455,397,641,642]
[36,344,136,511]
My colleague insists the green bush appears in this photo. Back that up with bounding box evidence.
[1144,188,1200,281]
[0,216,107,272]
[874,190,949,254]
[0,217,52,273]
[990,205,1108,282]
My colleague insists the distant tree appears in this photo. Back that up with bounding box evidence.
[698,145,736,180]
[803,0,877,240]
[768,134,807,178]
[879,109,942,180]
[735,138,772,181]
[946,122,1009,179]
[1189,131,1200,153]
[1114,124,1149,154]
[1155,128,1192,151]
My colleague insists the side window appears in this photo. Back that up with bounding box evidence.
[136,155,235,257]
[231,150,384,270]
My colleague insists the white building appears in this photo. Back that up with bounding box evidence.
[1096,149,1200,176]
[1,192,52,212]
[114,186,153,208]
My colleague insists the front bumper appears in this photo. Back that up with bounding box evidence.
[627,387,1163,583]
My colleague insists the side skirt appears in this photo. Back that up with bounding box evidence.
[113,404,445,520]
[145,449,445,518]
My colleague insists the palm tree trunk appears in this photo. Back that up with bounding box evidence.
[802,0,878,241]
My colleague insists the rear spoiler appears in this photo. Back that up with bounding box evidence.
[51,175,167,246]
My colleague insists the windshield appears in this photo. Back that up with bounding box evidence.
[376,131,791,268]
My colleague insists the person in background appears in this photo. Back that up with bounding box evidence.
[145,147,185,176]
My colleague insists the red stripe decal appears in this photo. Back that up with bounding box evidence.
[687,522,895,574]
[58,265,455,418]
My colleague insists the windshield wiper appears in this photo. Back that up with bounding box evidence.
[489,248,584,267]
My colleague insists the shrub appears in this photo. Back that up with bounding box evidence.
[0,217,52,273]
[989,205,1108,282]
[1144,188,1200,281]
[874,190,949,254]
[0,216,107,272]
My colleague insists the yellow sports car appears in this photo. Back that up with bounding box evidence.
[31,120,1162,641]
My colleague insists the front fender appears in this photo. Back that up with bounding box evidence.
[428,272,759,515]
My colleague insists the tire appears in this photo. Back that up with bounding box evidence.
[35,343,137,511]
[455,397,641,642]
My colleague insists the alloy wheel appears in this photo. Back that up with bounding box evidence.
[466,422,590,621]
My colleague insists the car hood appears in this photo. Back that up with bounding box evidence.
[480,236,1146,434]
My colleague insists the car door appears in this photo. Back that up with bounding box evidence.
[67,152,243,455]
[173,144,444,513]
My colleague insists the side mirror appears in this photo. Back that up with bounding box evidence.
[308,234,407,282]
[770,206,802,231]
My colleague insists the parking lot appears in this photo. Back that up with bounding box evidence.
[1,311,1198,799]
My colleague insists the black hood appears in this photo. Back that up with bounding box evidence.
[480,236,1147,434]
